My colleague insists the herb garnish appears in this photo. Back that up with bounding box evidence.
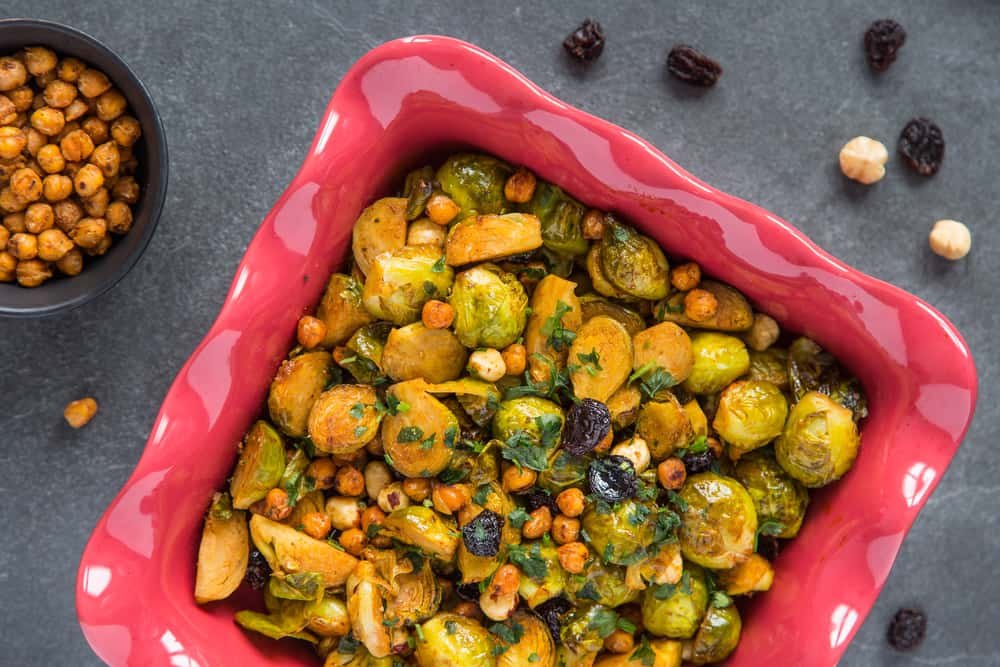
[541,300,577,351]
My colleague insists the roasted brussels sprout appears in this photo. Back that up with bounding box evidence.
[594,638,683,667]
[677,473,757,570]
[492,396,564,471]
[268,351,334,438]
[305,596,350,637]
[586,244,632,301]
[384,557,442,625]
[582,499,655,566]
[316,273,376,347]
[269,571,325,602]
[788,337,869,420]
[559,603,616,654]
[579,295,646,336]
[446,213,544,266]
[635,395,694,460]
[717,553,774,596]
[683,332,750,395]
[569,316,633,402]
[713,380,788,457]
[525,181,588,257]
[308,385,381,454]
[381,322,468,383]
[380,505,460,561]
[346,560,392,657]
[776,391,861,487]
[538,448,593,493]
[249,515,358,587]
[362,245,454,325]
[458,480,520,582]
[606,384,642,430]
[338,322,393,384]
[195,493,248,603]
[567,559,638,607]
[684,601,741,664]
[351,197,408,276]
[656,281,753,332]
[632,322,695,387]
[515,539,567,608]
[733,449,808,538]
[427,378,502,428]
[599,219,670,300]
[747,347,789,390]
[323,642,395,667]
[381,379,458,478]
[450,264,529,349]
[414,614,497,667]
[436,153,514,216]
[497,611,556,667]
[230,420,285,509]
[525,274,582,382]
[641,562,709,639]
[235,609,317,643]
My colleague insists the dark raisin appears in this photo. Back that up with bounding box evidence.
[898,118,944,176]
[887,607,927,651]
[461,508,504,557]
[864,19,907,72]
[562,398,611,456]
[588,455,637,503]
[503,251,538,265]
[683,449,716,474]
[534,596,573,644]
[455,581,481,602]
[244,549,270,590]
[756,535,782,562]
[666,45,722,87]
[518,487,558,514]
[563,19,605,62]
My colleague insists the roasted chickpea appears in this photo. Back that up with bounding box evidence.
[0,97,16,125]
[502,465,537,493]
[556,488,585,518]
[36,228,74,262]
[53,199,83,232]
[304,457,336,490]
[556,541,589,574]
[504,168,537,203]
[425,194,460,225]
[57,57,86,82]
[0,126,26,160]
[24,203,53,233]
[296,315,327,349]
[339,527,367,556]
[261,487,292,521]
[42,174,73,202]
[0,250,15,281]
[95,88,127,121]
[335,465,365,497]
[421,299,455,329]
[90,141,120,178]
[360,505,386,533]
[670,261,701,291]
[110,115,140,147]
[60,128,95,161]
[684,288,718,322]
[15,257,51,286]
[0,186,26,213]
[24,47,57,76]
[82,187,109,217]
[83,233,112,257]
[34,70,57,89]
[552,514,581,544]
[9,168,42,201]
[29,106,65,136]
[55,247,83,275]
[402,478,432,502]
[301,511,333,540]
[8,232,37,259]
[657,457,687,490]
[604,630,635,654]
[8,86,34,112]
[0,225,7,249]
[63,397,99,428]
[111,175,139,204]
[36,144,66,174]
[82,116,109,144]
[73,163,104,197]
[62,97,89,122]
[25,128,46,156]
[432,482,471,515]
[582,209,605,240]
[77,68,111,98]
[43,79,77,108]
[522,506,552,539]
[3,212,26,232]
[501,343,527,376]
[0,57,27,92]
[69,216,106,249]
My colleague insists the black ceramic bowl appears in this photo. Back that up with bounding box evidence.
[0,19,167,317]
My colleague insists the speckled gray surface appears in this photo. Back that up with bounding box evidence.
[0,1,996,665]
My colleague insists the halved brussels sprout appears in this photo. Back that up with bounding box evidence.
[747,348,789,390]
[436,152,514,216]
[656,281,753,332]
[581,499,655,566]
[445,213,544,266]
[632,322,695,386]
[230,420,285,509]
[713,380,789,457]
[492,397,564,471]
[559,603,615,654]
[381,379,458,478]
[732,449,808,538]
[340,322,393,384]
[586,244,631,300]
[682,333,750,395]
[635,396,694,460]
[515,539,567,607]
[381,322,468,383]
[362,245,454,325]
[347,561,392,657]
[641,562,708,639]
[606,384,642,430]
[567,559,638,607]
[308,385,381,454]
[323,642,395,667]
[594,638,683,667]
[316,273,376,347]
[450,264,529,349]
[269,571,325,601]
[426,378,502,427]
[195,492,248,603]
[351,197,408,276]
[306,596,351,637]
[249,514,358,587]
[599,219,669,300]
[568,316,632,402]
[525,274,582,383]
[268,351,334,438]
[579,295,647,336]
[788,337,868,420]
[538,448,592,493]
[415,613,497,667]
[677,473,757,570]
[776,390,861,487]
[380,506,460,561]
[458,481,520,583]
[717,553,774,596]
[497,611,556,667]
[384,557,442,625]
[684,602,741,664]
[683,400,708,439]
[525,181,588,257]
[235,609,317,643]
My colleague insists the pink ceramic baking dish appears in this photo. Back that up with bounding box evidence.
[76,35,977,666]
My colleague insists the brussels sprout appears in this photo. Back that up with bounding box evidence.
[632,322,695,387]
[594,638,683,667]
[404,166,435,221]
[586,244,632,300]
[567,559,638,607]
[569,316,633,402]
[677,473,757,570]
[788,337,868,420]
[384,557,443,625]
[444,439,502,486]
[556,644,600,667]
[581,499,655,566]
[340,322,393,384]
[446,213,545,266]
[323,641,395,667]
[415,613,497,667]
[525,275,582,383]
[458,481,519,582]
[635,396,694,460]
[381,323,468,383]
[195,492,248,603]
[682,333,750,395]
[656,281,753,332]
[306,596,351,638]
[776,391,861,487]
[606,384,642,430]
[732,449,808,538]
[497,611,556,667]
[713,380,789,457]
[249,515,358,587]
[308,385,381,454]
[351,197,408,276]
[230,420,285,509]
[347,561,392,657]
[450,264,529,349]
[235,609,317,643]
[525,181,588,257]
[684,602,741,664]
[599,219,670,300]
[492,397,564,471]
[683,400,708,439]
[381,379,458,478]
[537,448,593,493]
[559,603,618,654]
[381,506,460,561]
[362,246,454,325]
[579,295,647,336]
[747,348,789,390]
[268,351,334,438]
[426,378,503,428]
[436,153,514,215]
[641,563,709,639]
[269,571,325,601]
[514,539,567,607]
[316,273,377,347]
[716,553,774,596]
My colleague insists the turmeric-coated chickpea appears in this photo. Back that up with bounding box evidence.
[84,232,111,258]
[42,174,73,202]
[432,482,471,514]
[111,176,139,204]
[0,225,7,249]
[63,97,89,122]
[504,168,536,204]
[490,564,522,596]
[90,141,120,178]
[683,288,718,322]
[56,247,83,275]
[301,511,333,540]
[37,228,74,261]
[15,257,51,286]
[82,116,109,144]
[556,542,589,574]
[25,128,45,156]
[306,457,337,490]
[57,57,86,82]
[77,68,112,98]
[35,144,65,174]
[3,212,26,232]
[582,209,605,240]
[339,528,367,557]
[43,80,77,109]
[30,106,65,137]
[670,262,701,291]
[69,217,106,249]
[0,97,15,125]
[502,465,536,493]
[95,88,127,121]
[34,70,57,89]
[0,126,26,159]
[73,163,104,197]
[421,299,455,329]
[82,187,109,217]
[556,488,586,518]
[401,478,432,502]
[24,47,57,76]
[0,187,27,213]
[360,505,386,533]
[296,315,327,349]
[604,630,635,654]
[501,343,527,376]
[24,203,54,233]
[657,457,687,491]
[10,168,42,201]
[335,465,365,497]
[552,515,581,544]
[425,194,460,225]
[64,397,99,428]
[53,199,83,232]
[0,250,15,281]
[7,232,37,260]
[0,57,27,92]
[8,86,34,112]
[261,487,292,521]
[110,115,140,147]
[60,129,95,162]
[522,506,552,539]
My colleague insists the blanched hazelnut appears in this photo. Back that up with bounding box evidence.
[745,313,780,351]
[929,219,971,260]
[406,217,446,247]
[467,348,506,382]
[839,136,888,184]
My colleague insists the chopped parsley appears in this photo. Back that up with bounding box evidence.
[536,414,562,449]
[609,224,629,243]
[444,425,458,449]
[422,280,437,296]
[439,467,468,484]
[348,402,365,420]
[627,503,651,527]
[501,430,549,472]
[586,606,625,639]
[631,635,656,666]
[473,484,492,506]
[396,425,424,443]
[445,619,458,635]
[540,300,577,352]
[577,348,603,376]
[652,508,681,545]
[419,433,436,450]
[431,256,446,273]
[755,519,784,551]
[507,507,531,529]
[337,633,360,654]
[414,624,425,642]
[666,489,688,513]
[629,362,677,399]
[504,353,578,403]
[353,425,367,438]
[576,580,601,601]
[376,393,410,416]
[528,653,540,663]
[489,619,525,649]
[508,542,548,580]
[711,591,733,608]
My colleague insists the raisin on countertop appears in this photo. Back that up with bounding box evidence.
[898,118,945,176]
[244,549,270,591]
[666,45,722,87]
[887,607,927,651]
[461,508,504,557]
[864,19,907,72]
[562,398,611,456]
[563,19,605,62]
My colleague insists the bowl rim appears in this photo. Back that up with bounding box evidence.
[73,34,978,666]
[0,17,168,318]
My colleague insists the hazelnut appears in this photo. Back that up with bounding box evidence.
[839,136,888,184]
[928,219,971,260]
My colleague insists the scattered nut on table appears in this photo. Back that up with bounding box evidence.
[64,397,98,428]
[928,219,971,260]
[839,136,888,184]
